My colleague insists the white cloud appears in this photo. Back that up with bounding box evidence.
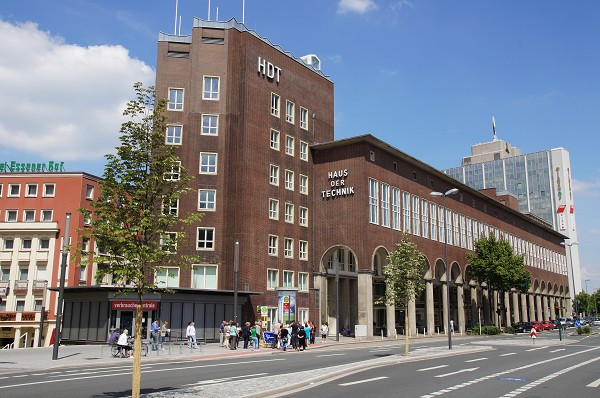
[337,0,377,14]
[0,20,154,161]
[572,178,600,197]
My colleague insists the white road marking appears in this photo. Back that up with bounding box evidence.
[420,346,600,398]
[525,346,549,351]
[549,348,565,353]
[182,373,268,387]
[434,367,479,378]
[339,376,388,386]
[0,358,285,390]
[587,376,600,388]
[417,365,449,372]
[500,353,517,357]
[499,356,600,397]
[465,358,487,363]
[316,353,346,357]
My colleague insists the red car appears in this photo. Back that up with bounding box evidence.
[542,321,555,331]
[531,321,544,332]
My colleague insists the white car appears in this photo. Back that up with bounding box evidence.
[593,319,600,326]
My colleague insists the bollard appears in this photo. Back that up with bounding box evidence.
[381,330,384,340]
[437,327,439,336]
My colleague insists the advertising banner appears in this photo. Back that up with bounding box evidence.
[111,301,158,311]
[277,290,296,323]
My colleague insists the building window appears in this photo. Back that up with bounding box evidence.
[467,220,473,249]
[421,199,429,239]
[299,206,308,227]
[23,210,35,222]
[472,220,479,244]
[270,129,280,150]
[3,239,14,250]
[41,210,53,222]
[285,135,295,156]
[192,265,217,289]
[39,238,50,250]
[1,265,10,279]
[160,232,177,252]
[85,185,94,200]
[201,114,219,135]
[156,267,179,288]
[196,227,215,250]
[391,187,401,230]
[26,184,38,197]
[198,189,216,211]
[203,76,220,100]
[438,205,445,243]
[9,184,20,197]
[299,240,308,261]
[370,151,375,161]
[168,88,184,110]
[446,209,453,246]
[6,210,17,222]
[402,192,411,233]
[300,141,308,161]
[286,100,295,124]
[381,183,390,227]
[299,272,309,291]
[300,175,308,195]
[369,179,379,224]
[284,238,293,258]
[267,269,279,290]
[453,212,460,247]
[285,170,294,191]
[300,107,308,130]
[460,215,466,248]
[165,125,183,145]
[18,266,28,280]
[0,184,3,197]
[164,161,181,181]
[35,300,43,311]
[162,198,179,216]
[271,93,280,117]
[430,203,437,241]
[269,164,280,186]
[412,195,420,236]
[268,235,278,256]
[43,183,55,197]
[269,199,279,220]
[200,152,218,174]
[285,202,294,223]
[16,300,26,312]
[82,238,90,253]
[280,271,293,289]
[22,239,32,250]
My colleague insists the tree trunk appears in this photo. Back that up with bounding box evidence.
[131,293,143,398]
[404,302,409,356]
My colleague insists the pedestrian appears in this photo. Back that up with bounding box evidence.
[242,322,251,349]
[160,321,169,350]
[309,321,316,345]
[255,321,262,347]
[186,321,197,348]
[229,322,238,350]
[236,323,241,348]
[450,319,454,335]
[304,322,311,346]
[224,321,231,349]
[151,319,159,351]
[117,329,132,358]
[107,328,120,345]
[298,326,307,351]
[251,324,259,349]
[291,321,299,350]
[273,320,281,349]
[279,324,289,351]
[219,320,226,347]
[321,322,328,342]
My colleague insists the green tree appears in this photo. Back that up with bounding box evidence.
[380,235,427,355]
[79,83,201,398]
[466,234,530,326]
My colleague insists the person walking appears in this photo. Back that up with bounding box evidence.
[279,324,289,351]
[219,320,226,347]
[236,323,241,348]
[321,323,329,343]
[229,322,238,350]
[450,319,455,335]
[273,320,281,349]
[304,322,311,346]
[298,326,307,351]
[151,319,159,351]
[160,321,169,350]
[309,321,316,345]
[186,322,197,348]
[250,324,259,349]
[242,322,251,349]
[224,322,231,349]
[291,321,299,350]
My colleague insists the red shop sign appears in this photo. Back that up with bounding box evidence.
[111,301,158,311]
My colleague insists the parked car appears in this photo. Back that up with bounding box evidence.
[542,321,555,331]
[531,321,544,332]
[514,322,532,333]
[593,319,600,326]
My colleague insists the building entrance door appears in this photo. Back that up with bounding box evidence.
[116,311,151,338]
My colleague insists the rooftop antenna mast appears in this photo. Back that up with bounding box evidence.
[174,0,179,34]
[242,0,245,24]
[216,6,219,21]
[208,0,211,20]
[492,116,497,141]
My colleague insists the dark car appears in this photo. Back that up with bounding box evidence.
[514,322,532,333]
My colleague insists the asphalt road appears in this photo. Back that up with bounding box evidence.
[0,331,595,397]
[284,334,600,398]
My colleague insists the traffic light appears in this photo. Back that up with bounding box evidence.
[555,304,560,317]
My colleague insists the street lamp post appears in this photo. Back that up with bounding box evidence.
[560,241,579,318]
[584,279,590,317]
[431,188,458,350]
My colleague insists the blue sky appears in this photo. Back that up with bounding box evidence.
[1,0,599,292]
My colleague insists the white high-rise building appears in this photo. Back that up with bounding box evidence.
[445,137,581,299]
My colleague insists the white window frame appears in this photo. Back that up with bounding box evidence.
[6,210,17,222]
[285,135,295,156]
[271,93,280,117]
[467,218,473,250]
[446,209,453,246]
[168,87,184,111]
[300,141,308,161]
[196,227,215,251]
[300,107,308,130]
[156,267,180,288]
[8,184,20,197]
[165,124,183,145]
[269,164,279,186]
[298,272,309,291]
[268,235,278,256]
[299,206,308,227]
[285,100,295,124]
[23,210,35,222]
[43,183,55,197]
[202,76,220,100]
[285,169,294,191]
[198,189,216,211]
[160,232,178,253]
[39,238,50,250]
[421,199,429,239]
[22,238,33,250]
[402,191,411,233]
[0,184,3,197]
[285,202,294,224]
[284,237,294,258]
[439,205,445,243]
[199,152,218,174]
[201,114,219,136]
[369,179,379,225]
[163,161,181,181]
[299,240,308,261]
[391,187,401,230]
[267,268,279,290]
[300,174,308,195]
[270,129,280,150]
[283,270,294,288]
[85,185,94,200]
[26,184,38,197]
[412,195,420,236]
[381,183,390,228]
[269,199,279,220]
[41,209,53,222]
[192,264,218,289]
[459,215,466,248]
[430,202,437,241]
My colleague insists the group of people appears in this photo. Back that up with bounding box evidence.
[150,319,170,351]
[219,320,262,350]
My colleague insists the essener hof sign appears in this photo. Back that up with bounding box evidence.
[322,169,355,199]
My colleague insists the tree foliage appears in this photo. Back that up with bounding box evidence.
[78,82,201,398]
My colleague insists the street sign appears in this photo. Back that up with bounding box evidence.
[260,306,268,316]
